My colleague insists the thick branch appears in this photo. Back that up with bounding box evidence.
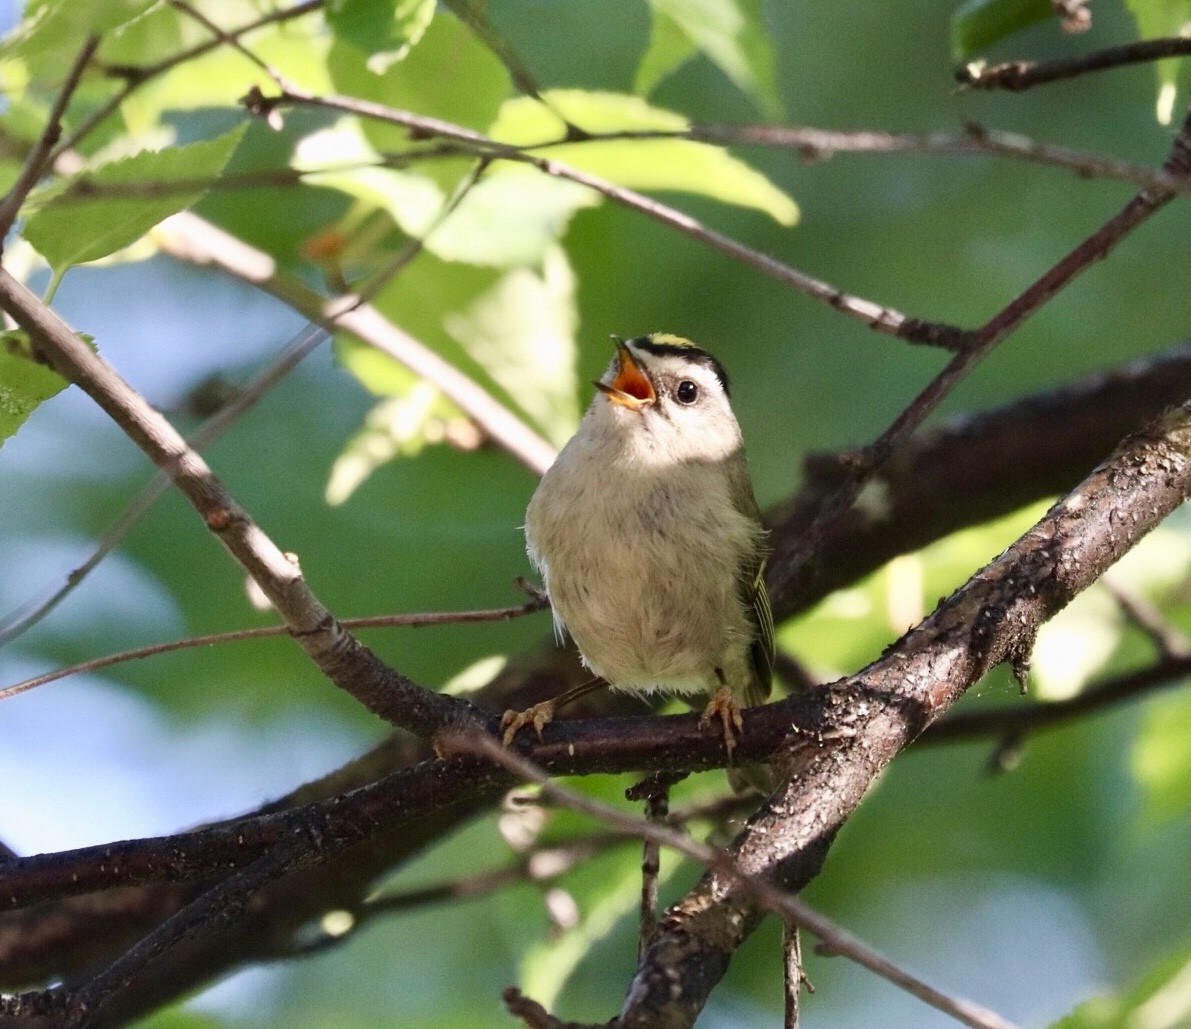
[619,401,1191,1027]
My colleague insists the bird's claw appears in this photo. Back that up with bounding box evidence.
[700,687,744,757]
[501,701,556,745]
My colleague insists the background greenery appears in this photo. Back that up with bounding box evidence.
[1,1,1190,1026]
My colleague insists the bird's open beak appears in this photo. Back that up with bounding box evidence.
[594,338,655,410]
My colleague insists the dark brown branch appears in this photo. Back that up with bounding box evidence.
[474,737,1022,1029]
[958,36,1191,91]
[619,400,1191,1027]
[768,107,1191,613]
[4,339,1190,1009]
[925,653,1191,745]
[769,341,1191,620]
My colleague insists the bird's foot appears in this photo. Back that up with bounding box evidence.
[501,700,557,745]
[700,686,744,757]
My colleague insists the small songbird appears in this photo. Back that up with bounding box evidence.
[502,333,774,755]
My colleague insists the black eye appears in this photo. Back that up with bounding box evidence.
[675,380,699,405]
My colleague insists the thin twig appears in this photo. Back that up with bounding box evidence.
[958,35,1191,91]
[0,154,523,646]
[459,733,1021,1029]
[170,0,290,87]
[247,84,954,348]
[0,267,475,737]
[55,1,322,159]
[0,599,547,703]
[158,208,558,474]
[1100,574,1191,660]
[769,105,1191,604]
[0,35,99,244]
[925,653,1191,745]
[684,122,1191,198]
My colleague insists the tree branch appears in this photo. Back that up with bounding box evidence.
[768,106,1191,611]
[958,36,1191,91]
[619,400,1191,1027]
[0,35,98,244]
[157,210,558,474]
[0,268,478,740]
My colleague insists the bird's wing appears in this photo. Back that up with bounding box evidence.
[728,456,774,705]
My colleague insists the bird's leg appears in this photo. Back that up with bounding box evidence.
[700,672,744,757]
[501,678,603,745]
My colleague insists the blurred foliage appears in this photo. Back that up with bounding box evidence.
[1,1,1191,1028]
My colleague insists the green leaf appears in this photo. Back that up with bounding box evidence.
[325,0,436,74]
[0,0,155,77]
[1132,690,1191,825]
[326,12,511,156]
[294,118,446,238]
[105,10,333,129]
[327,385,458,504]
[295,119,601,269]
[951,0,1052,58]
[489,90,798,226]
[428,172,600,267]
[1050,946,1191,1028]
[1126,0,1191,124]
[639,0,783,118]
[23,124,248,275]
[443,246,580,443]
[635,7,703,98]
[0,329,71,448]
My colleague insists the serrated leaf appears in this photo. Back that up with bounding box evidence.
[1126,0,1191,124]
[640,0,783,118]
[0,0,155,64]
[951,0,1052,58]
[443,246,580,443]
[23,124,247,275]
[325,0,436,74]
[489,90,798,226]
[0,329,71,447]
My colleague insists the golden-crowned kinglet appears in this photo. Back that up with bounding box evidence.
[502,333,774,755]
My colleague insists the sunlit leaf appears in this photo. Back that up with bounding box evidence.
[640,0,783,118]
[428,172,600,267]
[489,91,798,226]
[110,15,333,128]
[1051,946,1191,1028]
[24,124,248,275]
[1126,0,1191,124]
[1132,690,1191,825]
[325,0,436,74]
[0,329,70,448]
[635,6,698,97]
[327,12,511,156]
[443,246,580,443]
[0,0,155,85]
[294,118,445,238]
[327,384,461,504]
[951,0,1052,58]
